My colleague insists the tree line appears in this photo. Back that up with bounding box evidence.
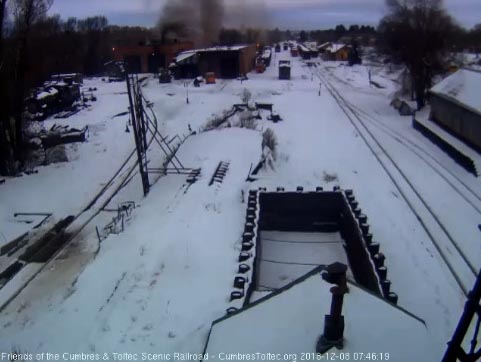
[217,25,377,46]
[0,0,150,175]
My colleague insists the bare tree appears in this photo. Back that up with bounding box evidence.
[0,0,12,174]
[470,23,481,52]
[11,0,53,166]
[77,16,109,75]
[378,0,456,109]
[0,0,6,48]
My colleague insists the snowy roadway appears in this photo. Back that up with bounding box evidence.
[0,50,476,360]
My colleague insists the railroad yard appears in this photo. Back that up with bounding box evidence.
[0,47,479,359]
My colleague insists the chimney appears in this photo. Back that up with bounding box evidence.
[316,262,348,354]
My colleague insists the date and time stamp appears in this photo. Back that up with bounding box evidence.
[274,352,390,361]
[0,352,391,362]
[205,352,391,361]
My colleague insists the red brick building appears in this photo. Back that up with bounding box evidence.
[113,41,194,73]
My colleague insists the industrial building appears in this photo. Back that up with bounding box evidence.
[429,68,481,151]
[172,45,257,79]
[112,41,194,74]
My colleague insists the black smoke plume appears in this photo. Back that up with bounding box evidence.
[158,0,225,46]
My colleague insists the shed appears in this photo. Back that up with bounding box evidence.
[172,45,257,79]
[429,68,481,151]
[298,44,311,60]
[171,51,199,79]
[318,42,333,54]
[322,44,350,61]
[204,267,435,361]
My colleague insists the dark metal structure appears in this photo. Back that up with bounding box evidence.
[126,74,150,196]
[317,263,349,354]
[444,229,481,362]
[126,74,192,197]
[278,60,291,80]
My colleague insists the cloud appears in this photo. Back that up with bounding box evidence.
[48,0,481,29]
[49,0,162,19]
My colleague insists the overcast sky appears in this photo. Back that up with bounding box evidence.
[48,0,481,30]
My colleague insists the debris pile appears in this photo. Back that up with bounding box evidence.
[390,97,415,116]
[24,123,89,167]
[26,73,84,121]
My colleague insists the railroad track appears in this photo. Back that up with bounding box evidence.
[313,66,477,296]
[345,99,481,216]
[0,83,175,311]
[320,67,481,208]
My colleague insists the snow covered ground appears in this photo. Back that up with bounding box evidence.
[258,231,350,290]
[321,62,481,285]
[0,79,134,245]
[0,49,478,359]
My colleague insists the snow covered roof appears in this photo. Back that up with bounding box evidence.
[175,50,197,63]
[326,43,348,53]
[199,45,252,52]
[205,267,435,360]
[298,44,310,52]
[52,73,78,78]
[36,87,58,100]
[43,81,69,87]
[318,42,332,50]
[175,45,253,63]
[430,68,481,117]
